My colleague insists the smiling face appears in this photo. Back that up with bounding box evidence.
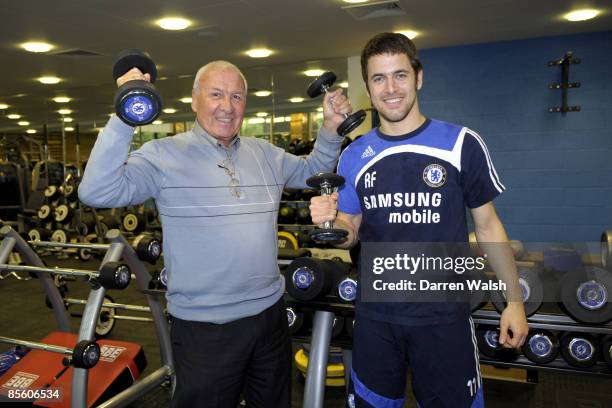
[365,52,423,134]
[191,66,246,146]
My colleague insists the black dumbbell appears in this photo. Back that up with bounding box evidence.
[337,276,358,303]
[278,204,296,225]
[307,173,348,244]
[307,71,366,137]
[286,307,305,335]
[69,340,101,369]
[122,211,146,233]
[522,330,560,364]
[476,327,518,361]
[98,261,131,290]
[133,234,162,264]
[285,257,346,301]
[559,266,612,324]
[560,332,599,368]
[113,49,162,126]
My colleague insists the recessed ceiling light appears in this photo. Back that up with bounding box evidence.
[256,112,268,117]
[343,0,369,3]
[152,120,163,125]
[303,69,325,77]
[0,104,8,110]
[26,129,37,134]
[159,76,168,81]
[157,17,191,30]
[162,108,177,114]
[316,107,323,112]
[38,76,61,85]
[62,117,73,123]
[254,90,271,97]
[180,97,192,103]
[273,117,285,123]
[65,127,74,132]
[284,116,292,122]
[248,117,265,124]
[289,97,304,103]
[394,30,418,39]
[21,42,53,53]
[246,48,273,58]
[18,121,30,126]
[58,109,72,115]
[564,9,600,21]
[7,114,21,119]
[339,81,349,88]
[53,97,71,103]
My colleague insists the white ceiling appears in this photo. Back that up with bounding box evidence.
[0,0,610,132]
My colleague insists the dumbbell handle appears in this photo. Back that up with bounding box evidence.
[320,84,350,120]
[318,181,335,229]
[29,240,110,251]
[0,336,72,356]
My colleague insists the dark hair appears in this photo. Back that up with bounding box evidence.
[360,32,422,82]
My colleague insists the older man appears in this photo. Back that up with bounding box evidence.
[79,60,351,407]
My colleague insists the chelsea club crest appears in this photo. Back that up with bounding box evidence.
[423,164,447,188]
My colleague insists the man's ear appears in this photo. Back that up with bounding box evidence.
[191,89,198,113]
[416,69,423,91]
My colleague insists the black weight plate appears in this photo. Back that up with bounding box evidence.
[560,332,599,368]
[95,295,116,338]
[306,172,345,189]
[306,71,336,98]
[560,266,612,324]
[601,334,612,368]
[522,330,559,364]
[337,110,367,137]
[476,327,518,360]
[331,315,345,339]
[337,277,358,303]
[112,49,157,82]
[490,266,543,317]
[287,307,304,335]
[601,231,612,271]
[114,81,162,126]
[309,228,348,244]
[285,258,328,301]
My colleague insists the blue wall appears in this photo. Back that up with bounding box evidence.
[418,30,612,242]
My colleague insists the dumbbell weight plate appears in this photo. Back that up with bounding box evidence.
[278,231,299,251]
[28,228,51,242]
[98,262,131,290]
[345,317,355,338]
[112,49,158,83]
[560,333,599,368]
[285,258,330,301]
[476,327,517,360]
[309,228,348,244]
[133,234,162,264]
[306,72,337,98]
[122,212,145,233]
[287,307,304,335]
[601,334,612,368]
[62,184,78,201]
[38,204,52,221]
[95,295,116,338]
[306,173,345,190]
[51,229,68,244]
[296,207,312,225]
[523,330,559,364]
[602,231,612,271]
[560,266,612,324]
[54,204,73,223]
[72,340,100,369]
[337,277,358,302]
[44,185,60,200]
[337,110,366,137]
[490,266,543,317]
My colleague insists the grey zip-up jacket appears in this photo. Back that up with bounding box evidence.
[79,115,343,323]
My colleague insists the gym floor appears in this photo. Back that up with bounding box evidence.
[1,255,611,408]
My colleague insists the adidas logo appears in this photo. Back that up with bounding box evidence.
[361,145,375,159]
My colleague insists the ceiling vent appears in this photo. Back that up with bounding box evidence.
[342,0,406,20]
[51,49,104,57]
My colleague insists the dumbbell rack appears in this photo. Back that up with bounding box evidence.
[0,226,174,408]
[473,308,612,376]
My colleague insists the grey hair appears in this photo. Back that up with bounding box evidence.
[193,61,248,94]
